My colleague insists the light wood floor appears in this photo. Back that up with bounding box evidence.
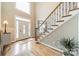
[5,38,63,56]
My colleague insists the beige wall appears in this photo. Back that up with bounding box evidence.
[1,2,36,41]
[30,2,60,37]
[78,15,79,41]
[1,2,16,42]
[0,2,1,30]
[30,2,36,37]
[1,2,59,41]
[16,2,36,37]
[35,2,59,24]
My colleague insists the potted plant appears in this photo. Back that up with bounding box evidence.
[60,37,79,56]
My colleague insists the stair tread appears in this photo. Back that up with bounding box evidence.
[56,20,64,22]
[41,33,46,35]
[69,8,79,12]
[62,14,71,18]
[47,28,53,30]
[52,24,58,26]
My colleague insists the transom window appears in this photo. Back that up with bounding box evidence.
[16,2,30,14]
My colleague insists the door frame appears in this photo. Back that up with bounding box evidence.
[15,17,30,40]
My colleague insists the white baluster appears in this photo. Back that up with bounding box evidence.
[60,4,62,19]
[45,22,47,32]
[63,2,65,16]
[67,2,69,15]
[55,10,57,23]
[48,16,51,29]
[77,2,79,8]
[65,2,67,15]
[61,3,63,18]
[52,13,55,25]
[71,2,74,10]
[50,15,53,26]
[53,12,56,25]
[59,5,61,20]
[57,7,59,21]
[69,2,71,11]
[62,3,65,17]
[52,14,54,25]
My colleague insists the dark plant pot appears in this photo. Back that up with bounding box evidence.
[64,51,74,56]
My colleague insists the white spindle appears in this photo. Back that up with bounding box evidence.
[67,2,69,15]
[69,2,71,11]
[42,24,45,34]
[63,2,67,16]
[57,7,59,21]
[47,19,48,28]
[59,5,61,20]
[61,3,64,17]
[71,2,74,10]
[63,2,65,16]
[55,9,57,22]
[47,16,51,29]
[61,3,63,18]
[49,16,51,28]
[74,2,77,9]
[53,12,56,25]
[77,2,79,8]
[65,2,68,15]
[50,15,53,26]
[51,14,54,25]
[43,24,45,33]
[45,22,47,32]
[60,4,62,19]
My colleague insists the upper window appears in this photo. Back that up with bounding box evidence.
[16,2,30,14]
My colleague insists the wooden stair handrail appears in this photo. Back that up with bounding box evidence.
[38,2,62,29]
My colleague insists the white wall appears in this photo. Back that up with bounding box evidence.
[40,14,78,53]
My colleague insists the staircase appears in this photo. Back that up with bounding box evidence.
[36,2,79,41]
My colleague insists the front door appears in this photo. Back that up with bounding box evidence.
[16,18,30,40]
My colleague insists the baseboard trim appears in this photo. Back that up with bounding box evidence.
[39,41,63,54]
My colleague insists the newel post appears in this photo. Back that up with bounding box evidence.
[35,28,38,41]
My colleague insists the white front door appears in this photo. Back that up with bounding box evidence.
[16,17,30,40]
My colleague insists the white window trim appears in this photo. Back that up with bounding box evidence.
[16,17,30,22]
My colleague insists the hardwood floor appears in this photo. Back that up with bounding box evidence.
[32,43,62,56]
[4,38,63,56]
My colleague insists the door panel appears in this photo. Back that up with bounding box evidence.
[18,20,30,40]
